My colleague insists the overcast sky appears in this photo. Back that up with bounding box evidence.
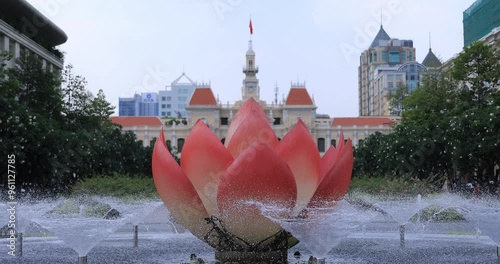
[27,0,476,117]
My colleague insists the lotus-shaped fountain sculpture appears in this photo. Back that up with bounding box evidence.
[152,98,353,261]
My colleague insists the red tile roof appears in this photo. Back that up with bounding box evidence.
[189,88,217,105]
[285,88,314,105]
[110,116,163,127]
[331,117,393,126]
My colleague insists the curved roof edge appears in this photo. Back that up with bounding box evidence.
[2,0,68,46]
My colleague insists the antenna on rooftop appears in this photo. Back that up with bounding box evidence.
[380,8,383,27]
[429,32,432,50]
[274,82,278,105]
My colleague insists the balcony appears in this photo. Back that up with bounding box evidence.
[242,66,259,74]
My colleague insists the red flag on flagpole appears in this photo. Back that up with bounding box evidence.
[249,19,253,35]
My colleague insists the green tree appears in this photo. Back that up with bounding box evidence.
[61,64,94,129]
[1,52,154,195]
[450,41,500,105]
[90,89,115,122]
[8,53,63,122]
[387,82,409,116]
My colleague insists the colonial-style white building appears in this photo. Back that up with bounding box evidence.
[111,38,395,154]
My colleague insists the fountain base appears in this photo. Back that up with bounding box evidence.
[400,225,405,248]
[78,256,87,264]
[497,246,500,264]
[215,250,287,263]
[133,225,139,247]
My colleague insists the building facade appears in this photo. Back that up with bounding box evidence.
[463,0,500,47]
[118,92,159,117]
[358,26,417,116]
[0,0,66,70]
[112,38,396,154]
[159,73,198,118]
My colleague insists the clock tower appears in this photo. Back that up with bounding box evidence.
[242,39,260,102]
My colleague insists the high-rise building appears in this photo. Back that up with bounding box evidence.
[0,0,67,70]
[359,25,428,116]
[118,92,159,116]
[463,0,500,47]
[159,73,198,118]
[118,94,140,116]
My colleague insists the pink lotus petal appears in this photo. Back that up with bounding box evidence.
[308,138,353,208]
[225,101,278,158]
[320,131,345,181]
[217,142,297,244]
[225,98,267,148]
[275,119,320,214]
[320,145,337,179]
[181,120,234,216]
[152,130,213,241]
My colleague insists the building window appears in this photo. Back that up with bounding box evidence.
[167,111,171,116]
[387,75,393,81]
[220,117,229,125]
[167,104,171,109]
[177,138,185,152]
[221,138,226,144]
[401,51,406,62]
[161,104,166,108]
[161,96,166,101]
[382,51,387,62]
[396,75,402,81]
[178,96,187,101]
[178,104,186,109]
[331,139,336,148]
[166,96,171,101]
[317,138,325,153]
[388,82,394,89]
[409,51,413,61]
[273,117,281,125]
[161,111,166,116]
[249,60,253,66]
[389,51,400,63]
[166,140,171,151]
[373,52,377,62]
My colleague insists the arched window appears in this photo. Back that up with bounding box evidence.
[249,60,253,67]
[177,138,185,152]
[331,139,336,148]
[317,138,325,152]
